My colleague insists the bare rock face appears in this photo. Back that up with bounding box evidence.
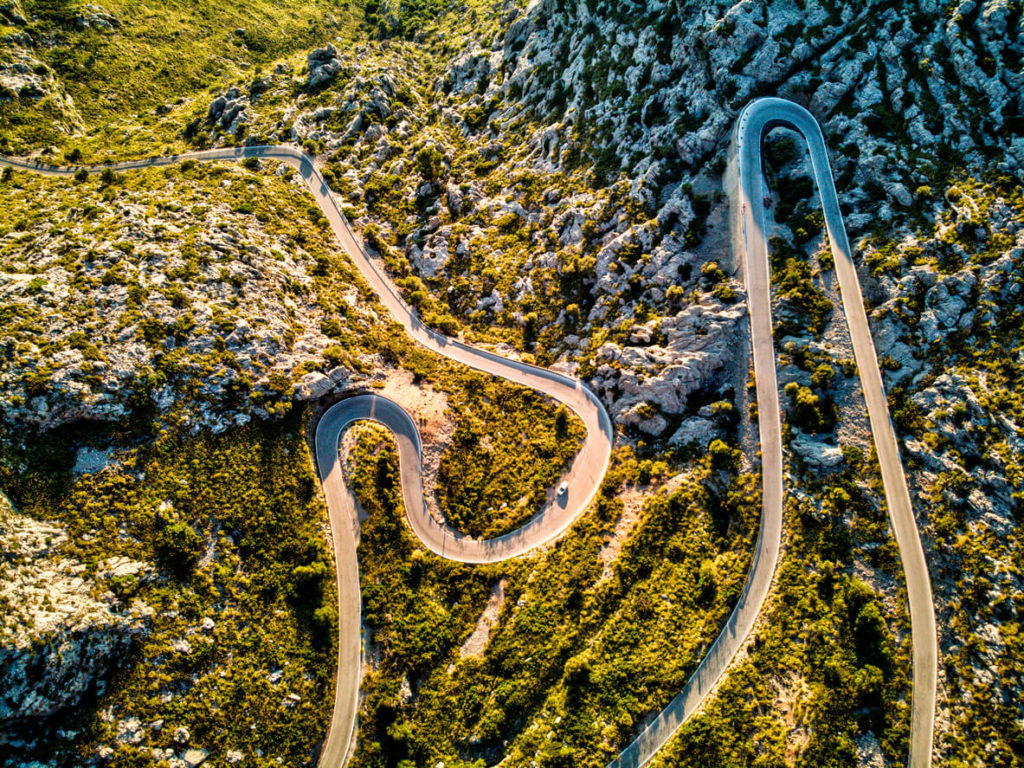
[182,747,210,767]
[0,496,150,728]
[919,271,976,341]
[206,86,249,132]
[0,57,46,99]
[409,227,452,278]
[485,0,1022,216]
[307,43,343,89]
[593,294,746,433]
[440,48,496,96]
[669,416,718,449]
[0,0,28,26]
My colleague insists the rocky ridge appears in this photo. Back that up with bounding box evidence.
[0,493,149,740]
[188,0,1021,441]
[0,163,380,431]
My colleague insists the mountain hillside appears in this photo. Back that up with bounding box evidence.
[1,0,1022,766]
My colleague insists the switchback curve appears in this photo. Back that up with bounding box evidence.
[605,98,935,768]
[0,144,614,767]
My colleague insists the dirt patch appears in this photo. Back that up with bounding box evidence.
[597,475,686,581]
[374,369,455,523]
[459,578,506,659]
[693,191,734,271]
[772,670,812,762]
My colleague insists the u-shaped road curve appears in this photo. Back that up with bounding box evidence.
[606,98,936,768]
[0,96,934,768]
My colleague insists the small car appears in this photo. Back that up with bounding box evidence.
[763,195,772,209]
[557,481,569,497]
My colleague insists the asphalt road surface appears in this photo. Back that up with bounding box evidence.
[0,99,934,768]
[605,98,936,768]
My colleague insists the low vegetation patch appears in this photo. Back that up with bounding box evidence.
[0,411,335,767]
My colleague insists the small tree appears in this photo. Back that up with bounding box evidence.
[155,520,202,577]
[811,363,835,389]
[554,407,569,440]
[415,145,446,180]
[709,438,740,471]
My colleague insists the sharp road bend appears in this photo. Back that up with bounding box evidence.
[0,95,935,768]
[606,98,936,768]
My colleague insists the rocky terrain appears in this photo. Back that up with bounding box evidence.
[3,2,1020,438]
[0,0,85,138]
[177,0,1023,445]
[861,173,1024,759]
[0,161,383,432]
[0,492,149,752]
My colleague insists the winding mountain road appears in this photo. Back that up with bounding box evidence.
[606,98,936,768]
[0,96,934,768]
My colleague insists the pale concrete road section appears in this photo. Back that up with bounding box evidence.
[605,99,935,768]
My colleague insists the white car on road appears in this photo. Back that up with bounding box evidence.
[557,481,569,497]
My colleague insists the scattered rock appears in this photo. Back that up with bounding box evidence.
[182,747,209,767]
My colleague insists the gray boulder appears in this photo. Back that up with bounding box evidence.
[308,44,343,89]
[207,87,248,130]
[790,433,843,469]
[669,417,717,449]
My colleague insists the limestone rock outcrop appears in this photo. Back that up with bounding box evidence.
[0,496,150,727]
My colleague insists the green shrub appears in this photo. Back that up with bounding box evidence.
[155,519,203,577]
[415,145,446,180]
[709,438,741,471]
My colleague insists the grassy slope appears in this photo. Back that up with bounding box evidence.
[1,0,363,153]
[348,417,911,768]
[335,101,912,768]
[348,425,759,768]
